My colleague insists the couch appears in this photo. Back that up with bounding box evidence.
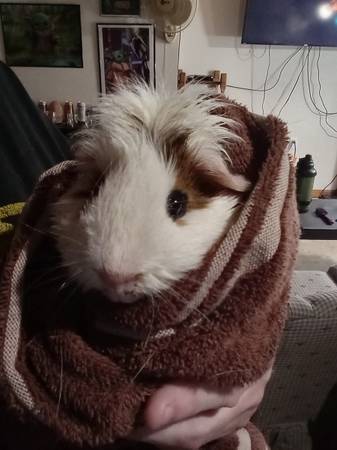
[254,268,337,450]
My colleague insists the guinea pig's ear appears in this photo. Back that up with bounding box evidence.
[197,151,251,193]
[218,164,251,192]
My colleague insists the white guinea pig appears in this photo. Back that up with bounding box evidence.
[52,83,250,304]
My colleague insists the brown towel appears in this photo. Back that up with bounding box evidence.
[0,99,299,450]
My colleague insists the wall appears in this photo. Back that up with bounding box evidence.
[0,0,179,105]
[1,0,336,188]
[180,0,337,189]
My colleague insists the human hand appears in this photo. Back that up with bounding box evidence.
[131,365,273,449]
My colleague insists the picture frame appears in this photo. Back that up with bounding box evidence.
[100,0,140,16]
[0,3,83,68]
[97,23,155,94]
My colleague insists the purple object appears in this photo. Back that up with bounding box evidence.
[315,208,334,225]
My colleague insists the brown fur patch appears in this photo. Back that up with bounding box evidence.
[164,135,238,218]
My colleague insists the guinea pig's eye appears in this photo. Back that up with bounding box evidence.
[167,190,188,220]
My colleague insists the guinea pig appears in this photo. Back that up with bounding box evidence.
[52,83,250,304]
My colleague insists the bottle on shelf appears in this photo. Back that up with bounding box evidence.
[37,100,48,116]
[296,154,317,213]
[76,101,88,128]
[48,100,63,123]
[49,111,57,124]
[66,112,74,129]
[63,101,75,127]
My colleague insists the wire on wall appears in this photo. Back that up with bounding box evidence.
[270,47,305,115]
[261,45,271,115]
[306,48,337,116]
[277,46,311,118]
[226,46,303,93]
[305,48,337,139]
[318,174,337,198]
[302,49,334,139]
[315,47,337,133]
[176,30,182,75]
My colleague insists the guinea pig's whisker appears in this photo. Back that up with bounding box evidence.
[56,344,64,417]
[24,261,82,296]
[131,352,154,383]
[141,295,156,351]
[54,281,81,313]
[56,270,82,294]
[24,268,68,295]
[22,223,83,247]
[167,286,210,323]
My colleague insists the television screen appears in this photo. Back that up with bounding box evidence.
[242,0,337,47]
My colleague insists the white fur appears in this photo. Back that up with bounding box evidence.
[53,83,248,303]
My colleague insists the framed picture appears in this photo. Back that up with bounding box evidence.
[0,3,83,68]
[101,0,140,16]
[97,23,155,94]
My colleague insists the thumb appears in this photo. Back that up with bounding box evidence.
[144,383,245,431]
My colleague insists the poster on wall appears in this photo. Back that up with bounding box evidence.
[101,0,140,16]
[97,23,155,94]
[0,3,83,67]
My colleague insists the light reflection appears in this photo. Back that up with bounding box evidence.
[318,3,333,19]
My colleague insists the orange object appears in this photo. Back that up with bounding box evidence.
[48,100,64,123]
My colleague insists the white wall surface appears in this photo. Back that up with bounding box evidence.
[1,0,336,188]
[0,0,179,105]
[180,0,337,189]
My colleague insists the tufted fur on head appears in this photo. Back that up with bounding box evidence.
[52,82,250,303]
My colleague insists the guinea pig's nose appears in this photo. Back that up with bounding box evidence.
[97,269,140,287]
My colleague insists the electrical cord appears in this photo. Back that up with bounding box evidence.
[252,45,268,59]
[177,29,182,74]
[302,49,330,120]
[277,47,311,118]
[318,174,337,198]
[305,49,337,139]
[226,46,303,93]
[270,47,305,115]
[261,45,271,115]
[316,47,337,133]
[305,48,337,116]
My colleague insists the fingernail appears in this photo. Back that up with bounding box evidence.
[159,404,174,427]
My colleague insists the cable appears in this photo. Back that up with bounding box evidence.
[226,46,303,93]
[318,174,337,198]
[305,49,337,139]
[252,45,267,59]
[176,30,182,74]
[271,47,305,115]
[277,47,311,118]
[261,45,271,115]
[316,47,337,133]
[305,48,337,116]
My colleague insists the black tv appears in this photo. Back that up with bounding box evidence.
[242,0,337,47]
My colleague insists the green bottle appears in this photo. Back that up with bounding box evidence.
[296,154,317,213]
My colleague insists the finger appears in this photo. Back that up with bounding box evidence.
[144,383,245,430]
[135,405,255,450]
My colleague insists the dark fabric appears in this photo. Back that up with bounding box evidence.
[0,61,70,207]
[0,407,153,450]
[310,382,337,450]
[0,61,71,263]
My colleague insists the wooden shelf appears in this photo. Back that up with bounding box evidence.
[178,69,227,93]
